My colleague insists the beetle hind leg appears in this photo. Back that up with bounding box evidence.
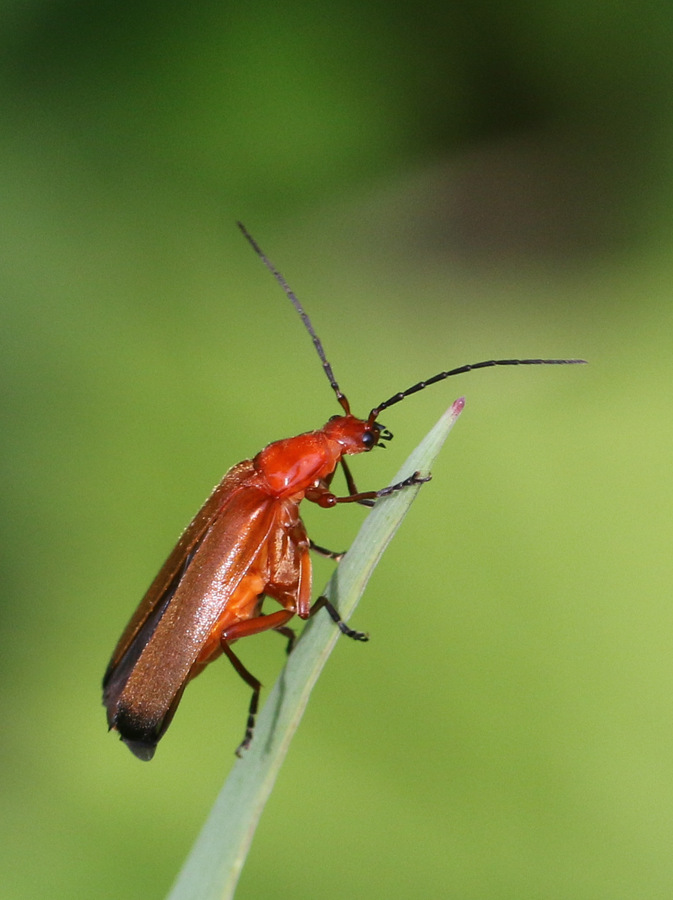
[274,623,297,654]
[221,642,262,756]
[220,608,296,753]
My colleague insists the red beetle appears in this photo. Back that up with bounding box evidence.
[103,224,585,759]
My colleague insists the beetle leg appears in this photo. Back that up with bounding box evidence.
[307,471,431,509]
[339,457,358,495]
[309,595,369,642]
[340,459,380,506]
[220,609,296,755]
[274,623,297,654]
[334,460,375,506]
[237,611,297,652]
[309,539,345,561]
[220,642,262,756]
[222,608,295,642]
[375,471,432,499]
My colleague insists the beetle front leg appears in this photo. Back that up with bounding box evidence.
[306,471,431,508]
[309,539,345,561]
[374,471,432,499]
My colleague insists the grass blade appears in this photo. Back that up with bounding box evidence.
[166,398,465,900]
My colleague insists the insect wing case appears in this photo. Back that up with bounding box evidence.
[103,461,277,756]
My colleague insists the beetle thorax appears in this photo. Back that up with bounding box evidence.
[253,415,375,499]
[253,431,339,498]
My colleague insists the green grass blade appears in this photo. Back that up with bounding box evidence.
[165,398,465,900]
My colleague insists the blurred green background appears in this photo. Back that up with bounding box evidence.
[2,1,673,897]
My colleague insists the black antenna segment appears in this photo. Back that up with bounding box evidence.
[369,358,587,421]
[237,222,350,415]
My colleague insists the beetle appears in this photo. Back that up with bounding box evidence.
[103,223,585,760]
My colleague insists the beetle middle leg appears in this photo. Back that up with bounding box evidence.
[309,595,369,642]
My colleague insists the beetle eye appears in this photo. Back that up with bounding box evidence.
[362,431,375,449]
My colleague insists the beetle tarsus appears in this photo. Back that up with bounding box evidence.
[337,620,369,642]
[376,471,431,499]
[235,713,255,757]
[221,641,263,754]
[312,595,369,642]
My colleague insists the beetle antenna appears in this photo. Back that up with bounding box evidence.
[369,358,587,421]
[237,222,350,415]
